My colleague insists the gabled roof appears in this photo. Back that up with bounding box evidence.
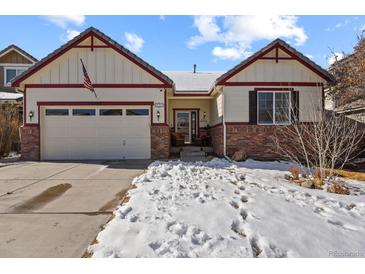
[216,38,334,85]
[0,44,38,63]
[164,71,223,92]
[12,27,173,87]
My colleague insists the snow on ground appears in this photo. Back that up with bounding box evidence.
[89,159,365,258]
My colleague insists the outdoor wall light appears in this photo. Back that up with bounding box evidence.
[156,110,161,121]
[29,110,34,122]
[203,111,207,119]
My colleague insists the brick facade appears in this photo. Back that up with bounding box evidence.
[20,125,40,161]
[209,123,224,156]
[151,124,170,159]
[226,124,281,160]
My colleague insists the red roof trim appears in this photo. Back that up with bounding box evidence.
[13,29,173,87]
[216,45,275,85]
[223,82,323,87]
[25,83,169,89]
[217,42,332,85]
[92,32,171,86]
[12,34,90,86]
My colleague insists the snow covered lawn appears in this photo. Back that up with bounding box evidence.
[88,159,365,258]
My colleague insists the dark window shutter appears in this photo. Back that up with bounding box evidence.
[291,90,299,123]
[249,90,257,124]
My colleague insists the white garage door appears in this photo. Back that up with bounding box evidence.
[41,106,151,160]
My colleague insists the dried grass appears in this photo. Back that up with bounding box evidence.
[329,169,365,182]
[0,103,21,157]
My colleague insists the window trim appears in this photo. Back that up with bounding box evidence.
[3,66,29,86]
[257,90,291,125]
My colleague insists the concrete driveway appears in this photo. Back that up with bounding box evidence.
[0,160,149,257]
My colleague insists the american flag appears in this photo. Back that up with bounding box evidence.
[80,59,97,98]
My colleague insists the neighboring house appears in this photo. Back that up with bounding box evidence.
[325,54,365,123]
[0,44,37,103]
[11,27,333,161]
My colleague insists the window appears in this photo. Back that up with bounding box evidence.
[45,109,69,116]
[257,91,290,124]
[72,109,96,116]
[4,67,27,86]
[126,109,149,116]
[99,109,123,116]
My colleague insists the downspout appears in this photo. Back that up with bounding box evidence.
[222,90,227,157]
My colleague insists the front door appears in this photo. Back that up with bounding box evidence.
[175,110,198,144]
[176,111,191,143]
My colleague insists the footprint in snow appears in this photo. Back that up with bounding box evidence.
[230,200,240,209]
[231,220,247,238]
[327,219,361,231]
[118,206,132,219]
[240,208,248,221]
[241,195,249,203]
[167,221,188,237]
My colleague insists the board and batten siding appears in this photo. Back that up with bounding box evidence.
[25,87,166,125]
[20,41,169,125]
[226,59,324,83]
[23,47,163,85]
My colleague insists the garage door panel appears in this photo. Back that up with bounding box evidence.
[41,106,151,160]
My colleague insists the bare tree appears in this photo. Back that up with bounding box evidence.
[272,102,365,181]
[328,33,365,106]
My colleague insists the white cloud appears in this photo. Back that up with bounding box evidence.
[43,15,85,29]
[328,52,344,65]
[305,54,314,60]
[66,29,81,40]
[188,15,307,61]
[212,46,251,60]
[124,32,144,53]
[325,18,351,31]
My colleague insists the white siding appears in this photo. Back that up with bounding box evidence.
[224,86,250,122]
[210,93,223,126]
[25,88,166,124]
[222,85,323,123]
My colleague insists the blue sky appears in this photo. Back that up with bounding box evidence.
[0,15,363,71]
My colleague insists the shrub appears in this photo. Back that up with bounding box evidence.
[327,182,350,195]
[231,149,247,162]
[288,166,299,180]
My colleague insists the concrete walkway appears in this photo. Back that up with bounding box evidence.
[0,160,149,257]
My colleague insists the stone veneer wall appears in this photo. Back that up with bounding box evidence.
[226,124,281,160]
[151,124,170,159]
[210,124,224,156]
[20,125,40,161]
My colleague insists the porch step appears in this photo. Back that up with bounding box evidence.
[180,151,206,157]
[182,146,202,152]
[180,156,208,162]
[171,146,213,153]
